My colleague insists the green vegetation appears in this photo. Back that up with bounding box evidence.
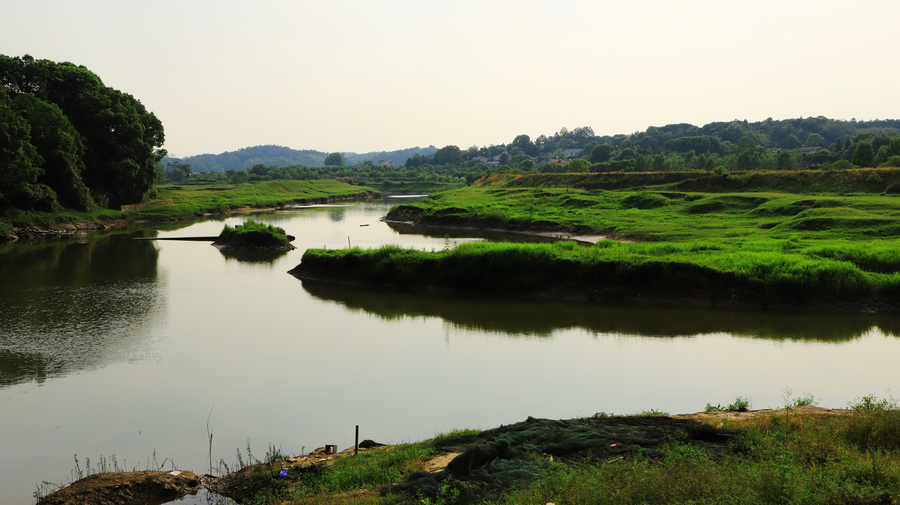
[0,180,375,232]
[483,409,900,505]
[240,445,436,504]
[167,119,900,193]
[291,169,900,311]
[388,169,900,243]
[148,180,375,220]
[1,54,165,210]
[217,397,900,505]
[174,144,437,173]
[217,219,290,247]
[705,397,752,413]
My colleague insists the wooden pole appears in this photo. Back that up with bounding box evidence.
[355,425,359,456]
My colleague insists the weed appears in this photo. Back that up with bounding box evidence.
[727,396,751,412]
[849,394,897,411]
[782,387,820,408]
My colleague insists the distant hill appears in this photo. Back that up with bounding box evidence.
[170,144,437,172]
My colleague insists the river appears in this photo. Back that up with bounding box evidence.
[2,197,899,504]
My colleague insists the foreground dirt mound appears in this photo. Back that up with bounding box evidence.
[36,470,204,505]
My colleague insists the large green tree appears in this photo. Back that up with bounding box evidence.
[0,88,42,199]
[852,140,875,167]
[0,54,166,207]
[12,93,92,210]
[323,152,345,166]
[589,144,615,163]
[433,145,462,166]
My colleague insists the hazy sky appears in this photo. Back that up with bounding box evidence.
[4,0,898,157]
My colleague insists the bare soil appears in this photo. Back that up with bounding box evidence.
[35,470,205,505]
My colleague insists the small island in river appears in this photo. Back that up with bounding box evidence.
[213,218,296,252]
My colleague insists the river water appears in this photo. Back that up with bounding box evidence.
[2,197,900,504]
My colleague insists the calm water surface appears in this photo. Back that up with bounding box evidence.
[2,197,900,504]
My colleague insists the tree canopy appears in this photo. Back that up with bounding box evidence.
[0,54,166,210]
[323,152,346,166]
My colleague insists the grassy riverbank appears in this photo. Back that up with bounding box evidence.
[0,180,377,236]
[291,169,900,312]
[205,397,900,505]
[388,170,900,243]
[294,239,900,311]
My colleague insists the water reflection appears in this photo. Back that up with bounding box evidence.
[328,208,346,222]
[217,248,291,265]
[0,349,59,386]
[0,235,164,388]
[386,222,558,243]
[300,280,900,342]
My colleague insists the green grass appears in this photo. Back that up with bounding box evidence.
[238,444,438,505]
[218,219,290,246]
[393,184,900,243]
[485,400,900,505]
[295,236,900,309]
[144,180,377,220]
[221,397,900,505]
[287,172,900,310]
[0,180,376,230]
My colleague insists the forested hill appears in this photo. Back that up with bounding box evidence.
[177,144,437,172]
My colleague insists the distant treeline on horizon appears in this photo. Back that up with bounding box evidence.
[172,145,439,173]
[170,116,900,174]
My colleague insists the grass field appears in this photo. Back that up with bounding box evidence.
[293,169,900,311]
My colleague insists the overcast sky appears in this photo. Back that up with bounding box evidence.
[4,0,898,157]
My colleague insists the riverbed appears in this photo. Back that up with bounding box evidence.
[2,197,900,505]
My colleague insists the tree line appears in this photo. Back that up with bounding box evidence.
[0,54,165,211]
[172,119,900,188]
[173,144,437,173]
[403,118,900,174]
